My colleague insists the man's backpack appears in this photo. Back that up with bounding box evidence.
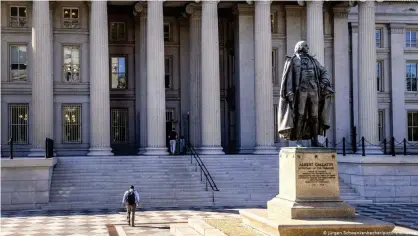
[127,191,136,205]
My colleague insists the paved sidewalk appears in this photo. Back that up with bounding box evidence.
[1,205,417,236]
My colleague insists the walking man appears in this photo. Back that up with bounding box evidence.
[168,128,178,154]
[122,185,140,227]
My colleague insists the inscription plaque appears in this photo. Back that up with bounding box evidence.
[295,152,339,200]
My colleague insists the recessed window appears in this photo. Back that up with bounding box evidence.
[406,31,417,48]
[165,56,172,89]
[63,46,80,82]
[110,57,127,89]
[110,22,126,41]
[62,105,82,144]
[406,62,418,92]
[164,23,171,42]
[272,48,278,85]
[274,104,279,142]
[378,110,384,142]
[408,111,418,141]
[271,12,276,33]
[10,6,27,28]
[376,61,384,92]
[10,45,27,81]
[63,8,79,28]
[375,29,382,48]
[8,104,29,144]
[111,108,128,144]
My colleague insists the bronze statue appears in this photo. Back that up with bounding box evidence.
[278,41,334,147]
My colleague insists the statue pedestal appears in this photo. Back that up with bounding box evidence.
[240,147,395,236]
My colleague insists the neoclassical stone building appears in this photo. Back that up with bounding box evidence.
[1,1,417,156]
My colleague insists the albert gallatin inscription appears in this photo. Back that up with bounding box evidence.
[298,162,336,187]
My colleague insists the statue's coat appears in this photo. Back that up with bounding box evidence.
[278,55,334,140]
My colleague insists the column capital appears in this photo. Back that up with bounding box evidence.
[201,0,220,4]
[186,3,201,16]
[332,6,351,18]
[389,23,406,35]
[297,0,305,6]
[306,1,323,7]
[254,0,272,5]
[232,4,254,16]
[133,2,147,17]
[358,1,375,9]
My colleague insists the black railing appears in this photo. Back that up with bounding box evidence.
[185,140,219,202]
[317,136,418,156]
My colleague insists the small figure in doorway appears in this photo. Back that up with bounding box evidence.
[168,128,178,155]
[179,136,185,154]
[122,185,140,227]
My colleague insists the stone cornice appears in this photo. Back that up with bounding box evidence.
[389,23,406,34]
[232,4,254,16]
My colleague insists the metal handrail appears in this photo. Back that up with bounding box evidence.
[186,140,219,198]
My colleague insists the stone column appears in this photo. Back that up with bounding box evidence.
[88,1,113,156]
[134,3,147,154]
[143,0,169,156]
[389,24,407,142]
[253,1,277,155]
[306,0,324,65]
[200,0,224,155]
[333,7,351,147]
[234,4,256,153]
[29,1,53,156]
[358,1,379,151]
[186,3,202,148]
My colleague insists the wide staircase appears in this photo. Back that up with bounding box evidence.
[44,153,370,210]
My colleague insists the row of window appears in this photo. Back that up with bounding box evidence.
[8,6,172,42]
[9,45,174,89]
[7,104,177,145]
[375,29,417,48]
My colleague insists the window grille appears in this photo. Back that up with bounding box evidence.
[165,56,172,89]
[110,57,127,89]
[63,46,80,82]
[10,45,27,81]
[10,6,27,28]
[375,29,382,48]
[63,8,79,28]
[274,104,279,142]
[111,108,128,144]
[376,61,384,92]
[406,31,417,48]
[408,111,418,141]
[8,104,29,144]
[164,23,171,42]
[378,110,384,142]
[406,62,417,92]
[62,105,82,144]
[272,48,278,85]
[110,22,126,41]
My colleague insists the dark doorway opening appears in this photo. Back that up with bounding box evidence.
[166,121,173,149]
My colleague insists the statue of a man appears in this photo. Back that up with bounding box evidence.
[278,41,334,147]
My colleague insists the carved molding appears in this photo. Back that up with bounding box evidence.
[185,3,201,16]
[333,7,350,19]
[232,4,254,16]
[389,24,406,35]
[285,6,302,17]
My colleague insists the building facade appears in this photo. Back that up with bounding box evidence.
[1,1,417,157]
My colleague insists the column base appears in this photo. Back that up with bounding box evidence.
[87,147,114,156]
[199,146,224,155]
[253,145,278,155]
[143,147,169,156]
[28,148,45,157]
[137,147,146,155]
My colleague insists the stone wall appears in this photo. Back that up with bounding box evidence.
[338,155,418,203]
[1,158,57,210]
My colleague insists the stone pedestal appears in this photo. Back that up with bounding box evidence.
[240,147,395,236]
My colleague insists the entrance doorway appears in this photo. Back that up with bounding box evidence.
[166,121,172,149]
